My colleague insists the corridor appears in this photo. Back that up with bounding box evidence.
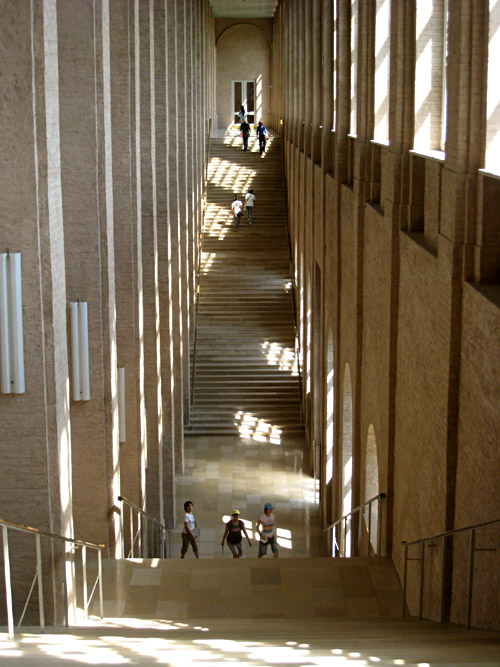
[177,129,320,558]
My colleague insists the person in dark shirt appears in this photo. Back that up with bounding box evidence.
[240,120,251,151]
[256,121,268,155]
[221,509,252,558]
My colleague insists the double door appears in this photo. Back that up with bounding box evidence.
[233,80,255,125]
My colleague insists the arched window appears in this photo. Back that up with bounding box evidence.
[374,0,390,143]
[485,0,500,174]
[326,331,334,485]
[414,0,448,153]
[364,424,380,554]
[342,364,353,556]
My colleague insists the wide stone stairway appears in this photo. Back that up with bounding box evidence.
[189,132,303,438]
[5,557,500,665]
[3,132,500,664]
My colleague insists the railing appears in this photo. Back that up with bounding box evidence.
[402,517,500,629]
[1,517,104,639]
[190,118,212,408]
[323,493,386,558]
[117,496,170,559]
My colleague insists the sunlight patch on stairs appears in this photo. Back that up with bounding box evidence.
[201,251,216,274]
[234,410,282,444]
[204,202,232,239]
[208,156,256,192]
[262,340,298,375]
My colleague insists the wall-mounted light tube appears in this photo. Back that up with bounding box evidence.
[118,367,126,443]
[70,302,90,401]
[0,253,25,394]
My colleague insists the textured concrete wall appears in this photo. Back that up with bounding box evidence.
[274,0,500,629]
[0,0,215,623]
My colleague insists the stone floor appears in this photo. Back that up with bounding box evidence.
[3,617,500,666]
[171,434,322,559]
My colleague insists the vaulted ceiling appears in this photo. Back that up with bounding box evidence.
[209,0,278,18]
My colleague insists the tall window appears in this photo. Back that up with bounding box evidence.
[350,0,358,135]
[414,0,448,152]
[485,0,500,174]
[374,0,390,142]
[333,0,337,131]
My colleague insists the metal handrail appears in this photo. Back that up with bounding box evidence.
[401,517,500,628]
[1,517,104,639]
[190,119,212,408]
[323,493,386,558]
[117,496,171,559]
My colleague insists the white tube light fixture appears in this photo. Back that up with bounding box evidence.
[0,252,25,394]
[118,366,126,443]
[70,302,90,401]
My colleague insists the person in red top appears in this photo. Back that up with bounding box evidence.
[221,510,252,558]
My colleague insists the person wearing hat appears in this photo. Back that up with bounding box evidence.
[256,503,279,558]
[221,510,252,558]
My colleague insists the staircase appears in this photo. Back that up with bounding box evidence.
[189,132,303,437]
[31,556,497,667]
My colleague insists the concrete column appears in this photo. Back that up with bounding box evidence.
[56,0,123,554]
[0,0,74,624]
[167,0,185,474]
[152,0,175,528]
[108,1,140,513]
[131,0,148,511]
[175,0,191,428]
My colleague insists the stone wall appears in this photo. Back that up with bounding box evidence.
[215,20,272,130]
[0,0,215,624]
[273,0,500,629]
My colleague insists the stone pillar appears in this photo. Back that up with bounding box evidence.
[167,0,185,474]
[153,0,175,528]
[108,1,140,518]
[0,0,74,624]
[131,0,148,512]
[175,0,191,429]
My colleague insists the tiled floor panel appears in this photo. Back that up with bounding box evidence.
[172,434,322,559]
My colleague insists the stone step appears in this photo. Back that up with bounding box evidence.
[189,133,299,433]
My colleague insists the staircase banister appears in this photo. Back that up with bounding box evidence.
[117,496,168,531]
[0,516,105,550]
[401,516,500,547]
[323,493,386,533]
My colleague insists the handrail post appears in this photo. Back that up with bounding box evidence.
[419,541,425,620]
[82,546,88,620]
[138,512,142,557]
[358,506,363,556]
[466,529,475,629]
[402,542,408,617]
[98,549,104,619]
[129,507,134,558]
[343,516,347,557]
[36,533,45,632]
[119,500,124,558]
[368,501,372,556]
[440,535,447,624]
[62,543,69,627]
[3,525,14,639]
[377,495,383,556]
